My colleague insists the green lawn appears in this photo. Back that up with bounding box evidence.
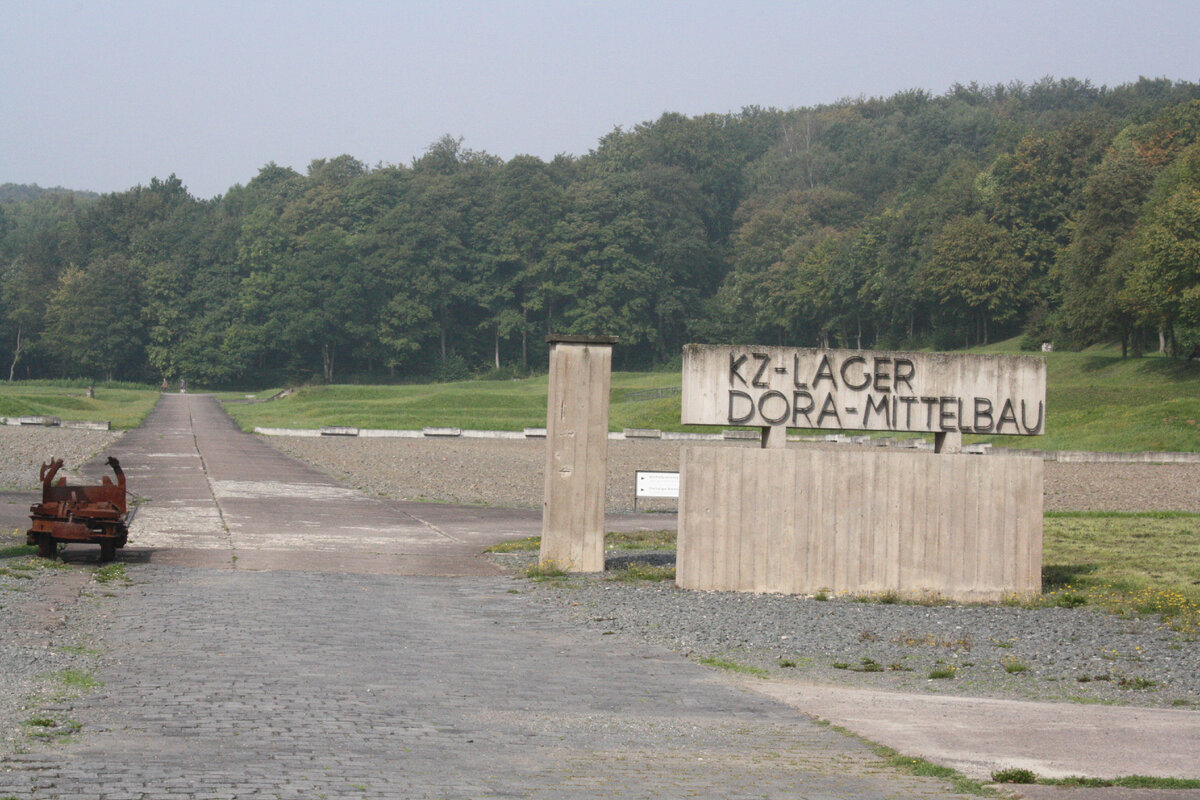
[223,342,1200,452]
[0,380,160,429]
[1042,512,1200,632]
[224,371,702,434]
[970,344,1200,452]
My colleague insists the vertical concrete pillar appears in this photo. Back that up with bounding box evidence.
[761,425,787,449]
[935,431,963,454]
[540,335,617,572]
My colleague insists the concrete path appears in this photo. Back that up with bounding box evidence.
[750,681,1200,783]
[0,394,977,799]
[95,393,544,574]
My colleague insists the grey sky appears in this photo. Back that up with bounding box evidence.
[3,0,1197,199]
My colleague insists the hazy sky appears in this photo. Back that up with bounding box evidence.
[3,0,1198,199]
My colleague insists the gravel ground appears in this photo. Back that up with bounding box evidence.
[0,559,96,758]
[0,427,123,491]
[268,434,1200,513]
[513,575,1200,709]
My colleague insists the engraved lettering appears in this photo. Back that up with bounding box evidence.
[730,353,748,386]
[840,355,870,391]
[893,358,915,392]
[939,397,956,431]
[1021,400,1044,434]
[792,390,815,426]
[751,352,771,388]
[921,396,940,429]
[996,398,1020,434]
[728,390,755,424]
[973,397,994,433]
[863,394,891,428]
[816,394,841,426]
[758,390,790,425]
[873,357,892,393]
[812,354,837,389]
[793,355,808,389]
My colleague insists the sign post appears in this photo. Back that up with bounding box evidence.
[677,344,1046,601]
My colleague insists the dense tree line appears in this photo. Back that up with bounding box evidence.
[3,77,1200,387]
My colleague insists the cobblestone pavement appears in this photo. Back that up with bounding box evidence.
[2,568,980,800]
[0,395,975,799]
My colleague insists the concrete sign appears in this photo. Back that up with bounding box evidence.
[682,344,1046,435]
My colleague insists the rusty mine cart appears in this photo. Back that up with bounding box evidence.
[27,456,132,562]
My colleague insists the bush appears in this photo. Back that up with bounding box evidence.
[435,354,472,382]
[479,364,525,381]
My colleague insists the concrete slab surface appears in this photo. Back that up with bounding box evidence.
[749,680,1200,782]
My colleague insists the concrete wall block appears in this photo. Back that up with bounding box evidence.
[63,420,111,431]
[422,426,462,437]
[623,428,663,439]
[678,446,1042,602]
[320,426,360,437]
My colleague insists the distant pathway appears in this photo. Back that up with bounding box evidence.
[0,395,974,799]
[102,393,550,574]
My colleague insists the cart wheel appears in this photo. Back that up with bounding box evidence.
[99,541,116,562]
[36,535,57,560]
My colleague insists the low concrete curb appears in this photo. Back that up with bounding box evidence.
[252,425,1200,463]
[2,417,111,430]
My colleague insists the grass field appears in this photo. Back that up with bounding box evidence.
[221,371,699,434]
[974,344,1200,452]
[0,380,161,429]
[1043,512,1200,633]
[221,342,1200,452]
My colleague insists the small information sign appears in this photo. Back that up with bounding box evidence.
[635,471,680,511]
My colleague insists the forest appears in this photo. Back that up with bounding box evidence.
[2,76,1200,387]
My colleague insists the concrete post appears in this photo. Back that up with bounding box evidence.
[935,431,963,454]
[760,425,787,449]
[540,335,617,572]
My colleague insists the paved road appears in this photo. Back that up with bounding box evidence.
[0,395,975,799]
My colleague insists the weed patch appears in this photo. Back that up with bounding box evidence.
[604,530,676,551]
[0,543,37,560]
[1002,658,1029,674]
[488,530,678,555]
[991,767,1038,784]
[605,562,675,582]
[93,563,129,584]
[696,657,769,678]
[23,715,82,742]
[522,560,572,584]
[484,536,540,553]
[880,750,991,795]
